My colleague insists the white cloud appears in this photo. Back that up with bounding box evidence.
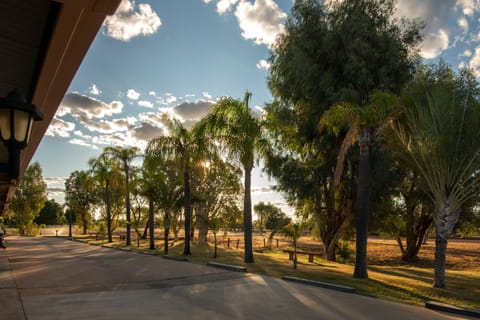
[469,47,480,77]
[58,93,123,121]
[89,84,102,96]
[138,100,154,108]
[203,0,214,3]
[202,91,212,99]
[69,138,99,150]
[139,112,169,128]
[173,101,213,121]
[461,49,473,57]
[44,177,66,199]
[45,117,75,138]
[82,117,137,134]
[148,91,156,96]
[103,0,161,42]
[456,0,479,16]
[458,17,469,33]
[127,89,140,100]
[156,93,178,106]
[256,59,271,70]
[235,0,287,47]
[217,0,238,14]
[420,29,449,59]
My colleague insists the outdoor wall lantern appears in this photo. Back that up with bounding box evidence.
[0,89,43,180]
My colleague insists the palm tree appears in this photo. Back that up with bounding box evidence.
[146,115,204,255]
[320,91,396,278]
[104,146,140,246]
[199,92,264,263]
[269,223,302,269]
[390,75,480,288]
[89,152,120,243]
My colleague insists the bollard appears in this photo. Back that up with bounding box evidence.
[236,239,240,249]
[56,230,58,237]
[227,238,230,248]
[276,239,279,248]
[263,238,266,247]
[137,236,140,247]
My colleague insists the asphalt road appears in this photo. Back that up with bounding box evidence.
[0,236,472,320]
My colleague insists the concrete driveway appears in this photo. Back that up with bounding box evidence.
[0,236,471,320]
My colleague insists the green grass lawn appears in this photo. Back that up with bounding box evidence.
[85,236,480,310]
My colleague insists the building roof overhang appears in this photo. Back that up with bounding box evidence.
[0,0,121,214]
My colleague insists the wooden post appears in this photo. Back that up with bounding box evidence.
[276,239,279,248]
[263,238,266,247]
[227,238,230,248]
[236,239,240,249]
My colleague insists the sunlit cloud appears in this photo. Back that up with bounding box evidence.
[138,100,154,108]
[69,138,99,150]
[89,84,102,96]
[217,0,238,14]
[45,117,75,138]
[127,89,140,100]
[469,47,480,77]
[420,29,449,59]
[256,59,271,70]
[57,92,123,120]
[103,0,161,42]
[235,0,287,47]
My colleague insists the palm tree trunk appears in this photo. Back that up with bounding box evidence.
[434,230,447,288]
[353,128,370,279]
[244,165,254,263]
[183,165,192,255]
[149,199,155,250]
[106,183,113,243]
[164,212,170,255]
[125,164,131,246]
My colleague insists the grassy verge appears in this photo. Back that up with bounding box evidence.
[75,236,480,310]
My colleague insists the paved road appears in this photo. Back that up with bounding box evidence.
[0,236,472,320]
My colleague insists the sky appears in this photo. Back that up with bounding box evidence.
[32,0,480,215]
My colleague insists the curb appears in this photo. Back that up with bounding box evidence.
[282,276,356,293]
[138,251,156,255]
[162,255,188,262]
[207,262,247,272]
[425,301,480,318]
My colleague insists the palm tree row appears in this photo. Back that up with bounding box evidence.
[65,65,480,288]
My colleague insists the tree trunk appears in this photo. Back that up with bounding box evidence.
[125,164,131,246]
[149,199,155,250]
[106,183,112,243]
[402,215,432,262]
[434,230,447,288]
[164,212,170,255]
[353,128,370,279]
[293,237,297,270]
[81,210,88,235]
[197,204,209,245]
[183,165,192,255]
[213,231,217,258]
[68,210,72,238]
[243,165,254,263]
[142,218,149,239]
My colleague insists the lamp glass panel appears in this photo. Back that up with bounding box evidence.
[0,109,11,141]
[13,110,30,142]
[25,119,33,144]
